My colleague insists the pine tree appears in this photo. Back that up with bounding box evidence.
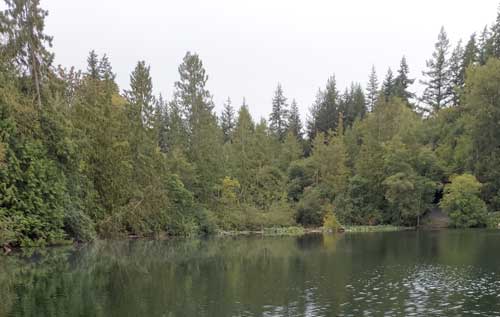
[288,99,303,140]
[173,51,213,134]
[463,34,478,70]
[490,5,500,58]
[125,60,156,129]
[421,27,453,113]
[366,65,379,112]
[269,83,289,141]
[171,52,223,202]
[156,94,170,153]
[449,40,465,105]
[394,56,415,103]
[317,76,339,135]
[349,83,366,125]
[86,50,100,80]
[478,26,492,65]
[382,68,395,101]
[0,0,53,109]
[306,89,324,140]
[221,97,235,143]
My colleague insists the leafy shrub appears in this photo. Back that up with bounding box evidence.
[440,174,487,228]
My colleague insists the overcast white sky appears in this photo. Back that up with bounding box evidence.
[41,0,498,121]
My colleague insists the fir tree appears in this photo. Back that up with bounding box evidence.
[449,40,465,105]
[288,99,303,140]
[394,56,415,104]
[366,65,379,112]
[421,26,453,113]
[382,68,395,101]
[0,0,53,109]
[125,60,156,129]
[221,97,235,143]
[86,50,99,80]
[490,5,500,58]
[316,76,339,135]
[269,83,289,141]
[463,34,478,70]
[478,26,492,65]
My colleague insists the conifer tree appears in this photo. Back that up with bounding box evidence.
[269,83,289,141]
[382,68,395,101]
[421,27,453,113]
[86,50,99,80]
[449,40,465,105]
[394,56,415,103]
[172,52,223,202]
[490,5,500,58]
[125,60,156,129]
[288,99,303,140]
[463,34,478,70]
[221,97,235,143]
[156,94,170,153]
[366,65,379,112]
[478,26,492,65]
[0,0,53,109]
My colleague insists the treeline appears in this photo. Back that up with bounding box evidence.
[2,0,500,246]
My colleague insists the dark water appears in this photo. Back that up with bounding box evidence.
[2,230,500,317]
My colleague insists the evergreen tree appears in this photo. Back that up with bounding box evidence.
[490,5,500,58]
[366,65,379,112]
[86,50,99,80]
[382,68,395,101]
[478,26,492,65]
[287,99,303,140]
[449,40,465,105]
[172,52,223,202]
[394,56,415,104]
[0,0,53,109]
[125,60,156,129]
[463,34,478,70]
[421,27,453,113]
[220,97,235,143]
[269,83,289,141]
[156,94,169,153]
[339,83,366,128]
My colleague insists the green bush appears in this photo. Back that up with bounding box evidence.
[440,174,488,228]
[486,212,500,229]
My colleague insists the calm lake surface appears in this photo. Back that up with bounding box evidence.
[2,230,500,317]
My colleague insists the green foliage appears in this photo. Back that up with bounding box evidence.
[322,211,341,232]
[3,0,500,247]
[440,174,487,228]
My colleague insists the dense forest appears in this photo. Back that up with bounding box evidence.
[2,0,500,247]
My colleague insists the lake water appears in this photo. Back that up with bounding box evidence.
[2,230,500,316]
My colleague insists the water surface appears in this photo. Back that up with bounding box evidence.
[2,230,500,316]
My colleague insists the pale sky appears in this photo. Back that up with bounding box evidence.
[40,0,498,122]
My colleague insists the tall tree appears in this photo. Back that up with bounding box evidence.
[269,83,289,141]
[288,99,303,140]
[220,97,235,143]
[394,56,415,104]
[125,60,156,129]
[382,68,395,101]
[307,76,342,140]
[449,40,465,105]
[171,52,223,202]
[490,5,500,58]
[463,34,478,71]
[86,50,99,80]
[478,26,492,65]
[366,65,379,112]
[0,0,53,109]
[421,27,453,113]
